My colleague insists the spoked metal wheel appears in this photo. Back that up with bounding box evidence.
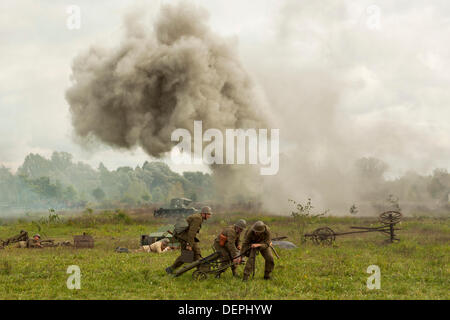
[379,211,402,225]
[192,270,208,281]
[311,227,336,245]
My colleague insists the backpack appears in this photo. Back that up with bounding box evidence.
[174,218,189,235]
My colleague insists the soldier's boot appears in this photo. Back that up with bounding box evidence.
[165,267,174,274]
[263,273,271,280]
[243,274,249,282]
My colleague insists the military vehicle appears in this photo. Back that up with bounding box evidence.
[153,198,197,218]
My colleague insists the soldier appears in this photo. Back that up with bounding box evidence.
[135,238,172,253]
[27,234,43,248]
[241,221,274,281]
[165,206,212,274]
[213,219,247,278]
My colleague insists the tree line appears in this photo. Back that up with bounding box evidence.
[0,152,214,211]
[0,152,448,214]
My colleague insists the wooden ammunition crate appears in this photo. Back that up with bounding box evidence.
[74,233,94,248]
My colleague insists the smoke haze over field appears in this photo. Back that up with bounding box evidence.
[64,1,450,214]
[244,0,450,213]
[1,0,449,215]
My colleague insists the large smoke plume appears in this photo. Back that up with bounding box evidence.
[66,3,267,158]
[66,1,449,215]
[66,2,270,202]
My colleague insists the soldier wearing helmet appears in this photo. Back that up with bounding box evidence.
[27,234,43,248]
[241,221,274,281]
[166,206,212,274]
[213,219,247,278]
[136,238,172,254]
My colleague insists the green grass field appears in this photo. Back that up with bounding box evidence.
[0,211,448,300]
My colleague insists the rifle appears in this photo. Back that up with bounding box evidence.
[40,239,55,246]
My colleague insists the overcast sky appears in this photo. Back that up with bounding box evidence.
[0,0,449,177]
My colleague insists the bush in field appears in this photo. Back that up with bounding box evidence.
[113,209,132,225]
[289,198,327,244]
[38,208,61,227]
[79,207,97,227]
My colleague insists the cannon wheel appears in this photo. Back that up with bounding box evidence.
[312,227,335,245]
[379,211,402,225]
[192,270,208,281]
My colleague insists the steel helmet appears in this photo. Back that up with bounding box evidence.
[201,206,212,215]
[33,234,41,239]
[234,219,247,230]
[252,221,265,233]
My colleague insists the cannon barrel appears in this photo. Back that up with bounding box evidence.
[174,251,220,277]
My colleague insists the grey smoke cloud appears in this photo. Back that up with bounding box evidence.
[251,0,450,213]
[66,2,267,159]
[62,0,449,214]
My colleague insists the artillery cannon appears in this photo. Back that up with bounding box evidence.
[305,211,402,245]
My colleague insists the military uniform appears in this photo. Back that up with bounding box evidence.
[26,238,42,248]
[241,223,274,279]
[170,213,204,270]
[139,240,171,253]
[17,241,27,248]
[213,226,242,276]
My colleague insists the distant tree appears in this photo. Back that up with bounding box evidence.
[92,187,106,202]
[121,195,136,206]
[51,152,73,170]
[151,186,165,203]
[355,157,388,181]
[62,185,78,203]
[427,168,449,200]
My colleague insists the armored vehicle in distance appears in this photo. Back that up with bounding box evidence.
[153,198,197,218]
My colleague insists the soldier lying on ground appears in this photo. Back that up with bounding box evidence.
[26,234,43,248]
[213,219,247,278]
[165,206,212,274]
[16,234,71,248]
[0,230,29,248]
[241,221,274,281]
[134,238,172,253]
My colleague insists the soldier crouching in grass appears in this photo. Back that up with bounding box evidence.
[165,206,212,274]
[213,219,247,278]
[241,221,274,281]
